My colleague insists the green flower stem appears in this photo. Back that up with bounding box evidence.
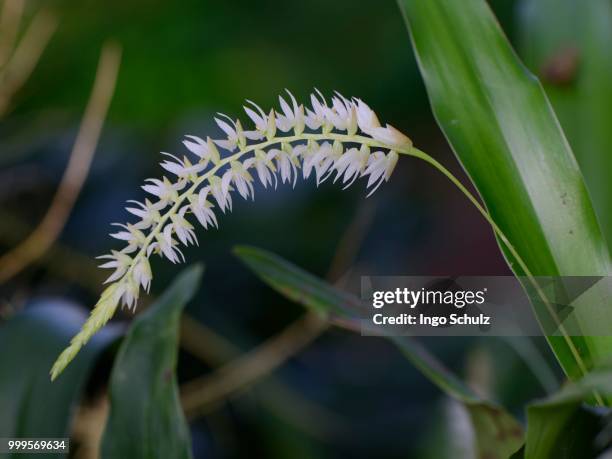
[402,146,600,404]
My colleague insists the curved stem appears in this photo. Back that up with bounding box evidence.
[400,147,600,404]
[407,148,528,275]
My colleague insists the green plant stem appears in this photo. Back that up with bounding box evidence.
[402,147,602,405]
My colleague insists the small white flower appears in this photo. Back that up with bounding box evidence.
[385,150,399,180]
[208,175,232,212]
[182,135,221,164]
[222,160,255,200]
[276,90,305,135]
[300,140,318,180]
[142,177,184,206]
[346,145,370,187]
[302,141,340,184]
[243,149,277,188]
[318,140,344,184]
[268,147,299,187]
[305,90,332,133]
[121,273,140,310]
[333,144,369,188]
[125,199,162,230]
[362,150,399,197]
[290,143,308,159]
[363,152,387,197]
[354,98,381,133]
[171,206,198,246]
[109,223,147,253]
[97,250,133,284]
[155,224,185,263]
[189,187,218,229]
[243,101,276,141]
[182,135,207,156]
[132,257,152,292]
[364,150,386,181]
[369,125,412,148]
[334,93,358,134]
[214,115,246,151]
[160,153,207,179]
[324,94,352,131]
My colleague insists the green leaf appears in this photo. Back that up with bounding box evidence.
[518,0,612,251]
[101,265,203,459]
[233,244,362,317]
[397,0,612,383]
[525,371,612,459]
[0,300,120,457]
[234,245,524,459]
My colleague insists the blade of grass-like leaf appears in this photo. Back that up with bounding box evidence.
[397,0,612,386]
[518,0,612,251]
[234,245,524,458]
[101,265,203,459]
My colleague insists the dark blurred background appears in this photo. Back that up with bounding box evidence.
[0,1,565,457]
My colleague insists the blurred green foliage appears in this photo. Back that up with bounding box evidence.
[518,0,612,251]
[20,0,417,128]
[17,0,514,130]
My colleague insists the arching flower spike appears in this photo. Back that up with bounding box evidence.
[50,90,413,380]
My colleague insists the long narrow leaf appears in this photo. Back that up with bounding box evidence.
[101,265,203,459]
[234,245,524,458]
[397,0,612,383]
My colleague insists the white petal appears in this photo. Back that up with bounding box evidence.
[183,136,207,157]
[215,116,237,138]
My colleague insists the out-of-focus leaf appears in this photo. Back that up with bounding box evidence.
[518,0,612,250]
[525,371,612,459]
[397,0,612,384]
[101,265,203,459]
[234,245,524,459]
[0,300,121,458]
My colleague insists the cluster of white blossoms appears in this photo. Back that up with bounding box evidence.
[99,91,411,312]
[51,90,413,379]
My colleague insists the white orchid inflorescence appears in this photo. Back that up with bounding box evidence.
[51,90,413,379]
